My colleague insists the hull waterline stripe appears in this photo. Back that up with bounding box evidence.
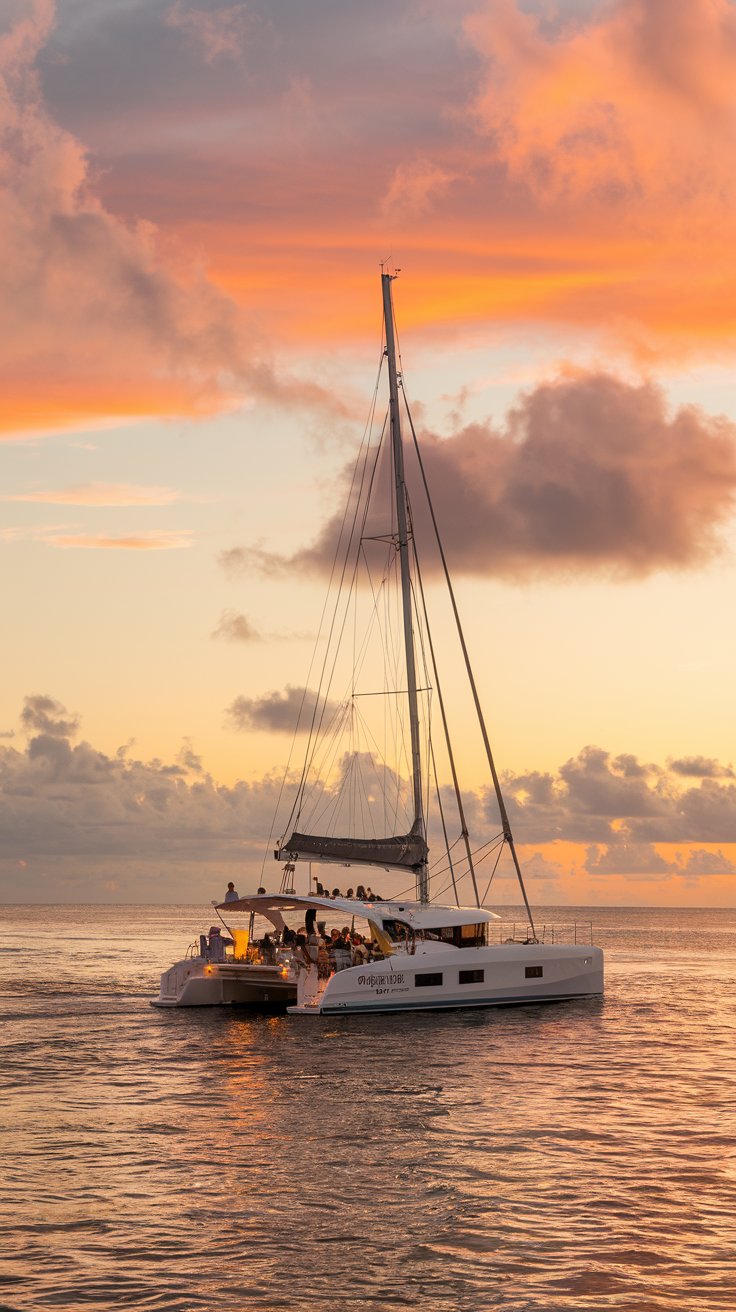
[318,989,601,1015]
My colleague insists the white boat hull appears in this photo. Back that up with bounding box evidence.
[289,943,603,1015]
[151,958,296,1008]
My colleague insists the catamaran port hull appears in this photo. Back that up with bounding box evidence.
[151,959,297,1008]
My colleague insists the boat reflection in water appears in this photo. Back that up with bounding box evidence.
[153,272,604,1016]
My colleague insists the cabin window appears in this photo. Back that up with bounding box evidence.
[432,924,487,948]
[415,972,443,988]
[459,969,484,984]
[382,919,413,942]
[525,965,543,978]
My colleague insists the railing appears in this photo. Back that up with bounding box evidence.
[489,921,594,946]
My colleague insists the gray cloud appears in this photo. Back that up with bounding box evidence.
[226,686,338,733]
[211,610,262,642]
[669,755,734,779]
[243,374,736,581]
[20,695,81,740]
[583,841,736,881]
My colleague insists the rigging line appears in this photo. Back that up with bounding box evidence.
[280,370,384,842]
[273,353,384,851]
[429,736,459,906]
[299,555,398,832]
[304,700,364,825]
[351,700,412,832]
[285,402,388,836]
[402,389,537,939]
[302,407,389,772]
[480,842,506,907]
[429,832,504,886]
[405,503,434,833]
[410,509,481,907]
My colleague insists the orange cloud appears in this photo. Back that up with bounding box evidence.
[9,482,180,506]
[10,0,736,441]
[48,531,192,550]
[0,3,346,439]
[466,0,736,203]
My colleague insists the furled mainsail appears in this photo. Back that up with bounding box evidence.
[277,819,427,872]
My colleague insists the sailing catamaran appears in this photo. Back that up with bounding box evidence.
[152,273,603,1013]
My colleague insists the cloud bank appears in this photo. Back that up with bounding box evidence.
[502,745,736,847]
[1,696,733,900]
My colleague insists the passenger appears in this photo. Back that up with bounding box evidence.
[352,934,369,965]
[257,886,266,895]
[315,881,325,896]
[317,938,331,981]
[333,930,352,972]
[356,885,367,900]
[282,926,297,949]
[223,882,239,903]
[293,932,319,1006]
[331,888,341,899]
[261,934,277,964]
[208,926,226,961]
[366,887,374,901]
[305,908,321,970]
[346,888,354,899]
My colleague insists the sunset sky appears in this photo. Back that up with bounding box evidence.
[2,0,736,906]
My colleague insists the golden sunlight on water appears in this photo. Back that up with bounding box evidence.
[0,904,734,1311]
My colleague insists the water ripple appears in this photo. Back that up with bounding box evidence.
[1,904,735,1310]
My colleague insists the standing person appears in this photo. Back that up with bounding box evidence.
[305,908,321,971]
[224,882,239,903]
[293,932,319,1007]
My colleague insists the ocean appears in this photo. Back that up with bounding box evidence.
[1,903,734,1311]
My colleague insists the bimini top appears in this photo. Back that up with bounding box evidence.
[215,893,500,929]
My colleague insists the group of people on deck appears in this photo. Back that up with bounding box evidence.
[313,882,384,901]
[289,908,377,1006]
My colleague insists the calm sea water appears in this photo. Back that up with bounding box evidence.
[1,903,734,1312]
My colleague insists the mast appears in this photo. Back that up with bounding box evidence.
[382,272,428,904]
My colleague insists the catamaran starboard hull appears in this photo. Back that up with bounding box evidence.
[289,944,603,1015]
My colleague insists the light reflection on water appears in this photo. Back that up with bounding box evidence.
[0,904,735,1311]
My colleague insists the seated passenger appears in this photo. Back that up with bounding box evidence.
[208,926,229,962]
[352,934,369,965]
[332,931,352,971]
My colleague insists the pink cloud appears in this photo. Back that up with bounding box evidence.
[241,371,736,581]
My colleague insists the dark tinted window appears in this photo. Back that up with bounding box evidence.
[415,972,443,988]
[525,965,543,978]
[459,969,484,984]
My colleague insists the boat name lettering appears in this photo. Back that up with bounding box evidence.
[357,972,405,987]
